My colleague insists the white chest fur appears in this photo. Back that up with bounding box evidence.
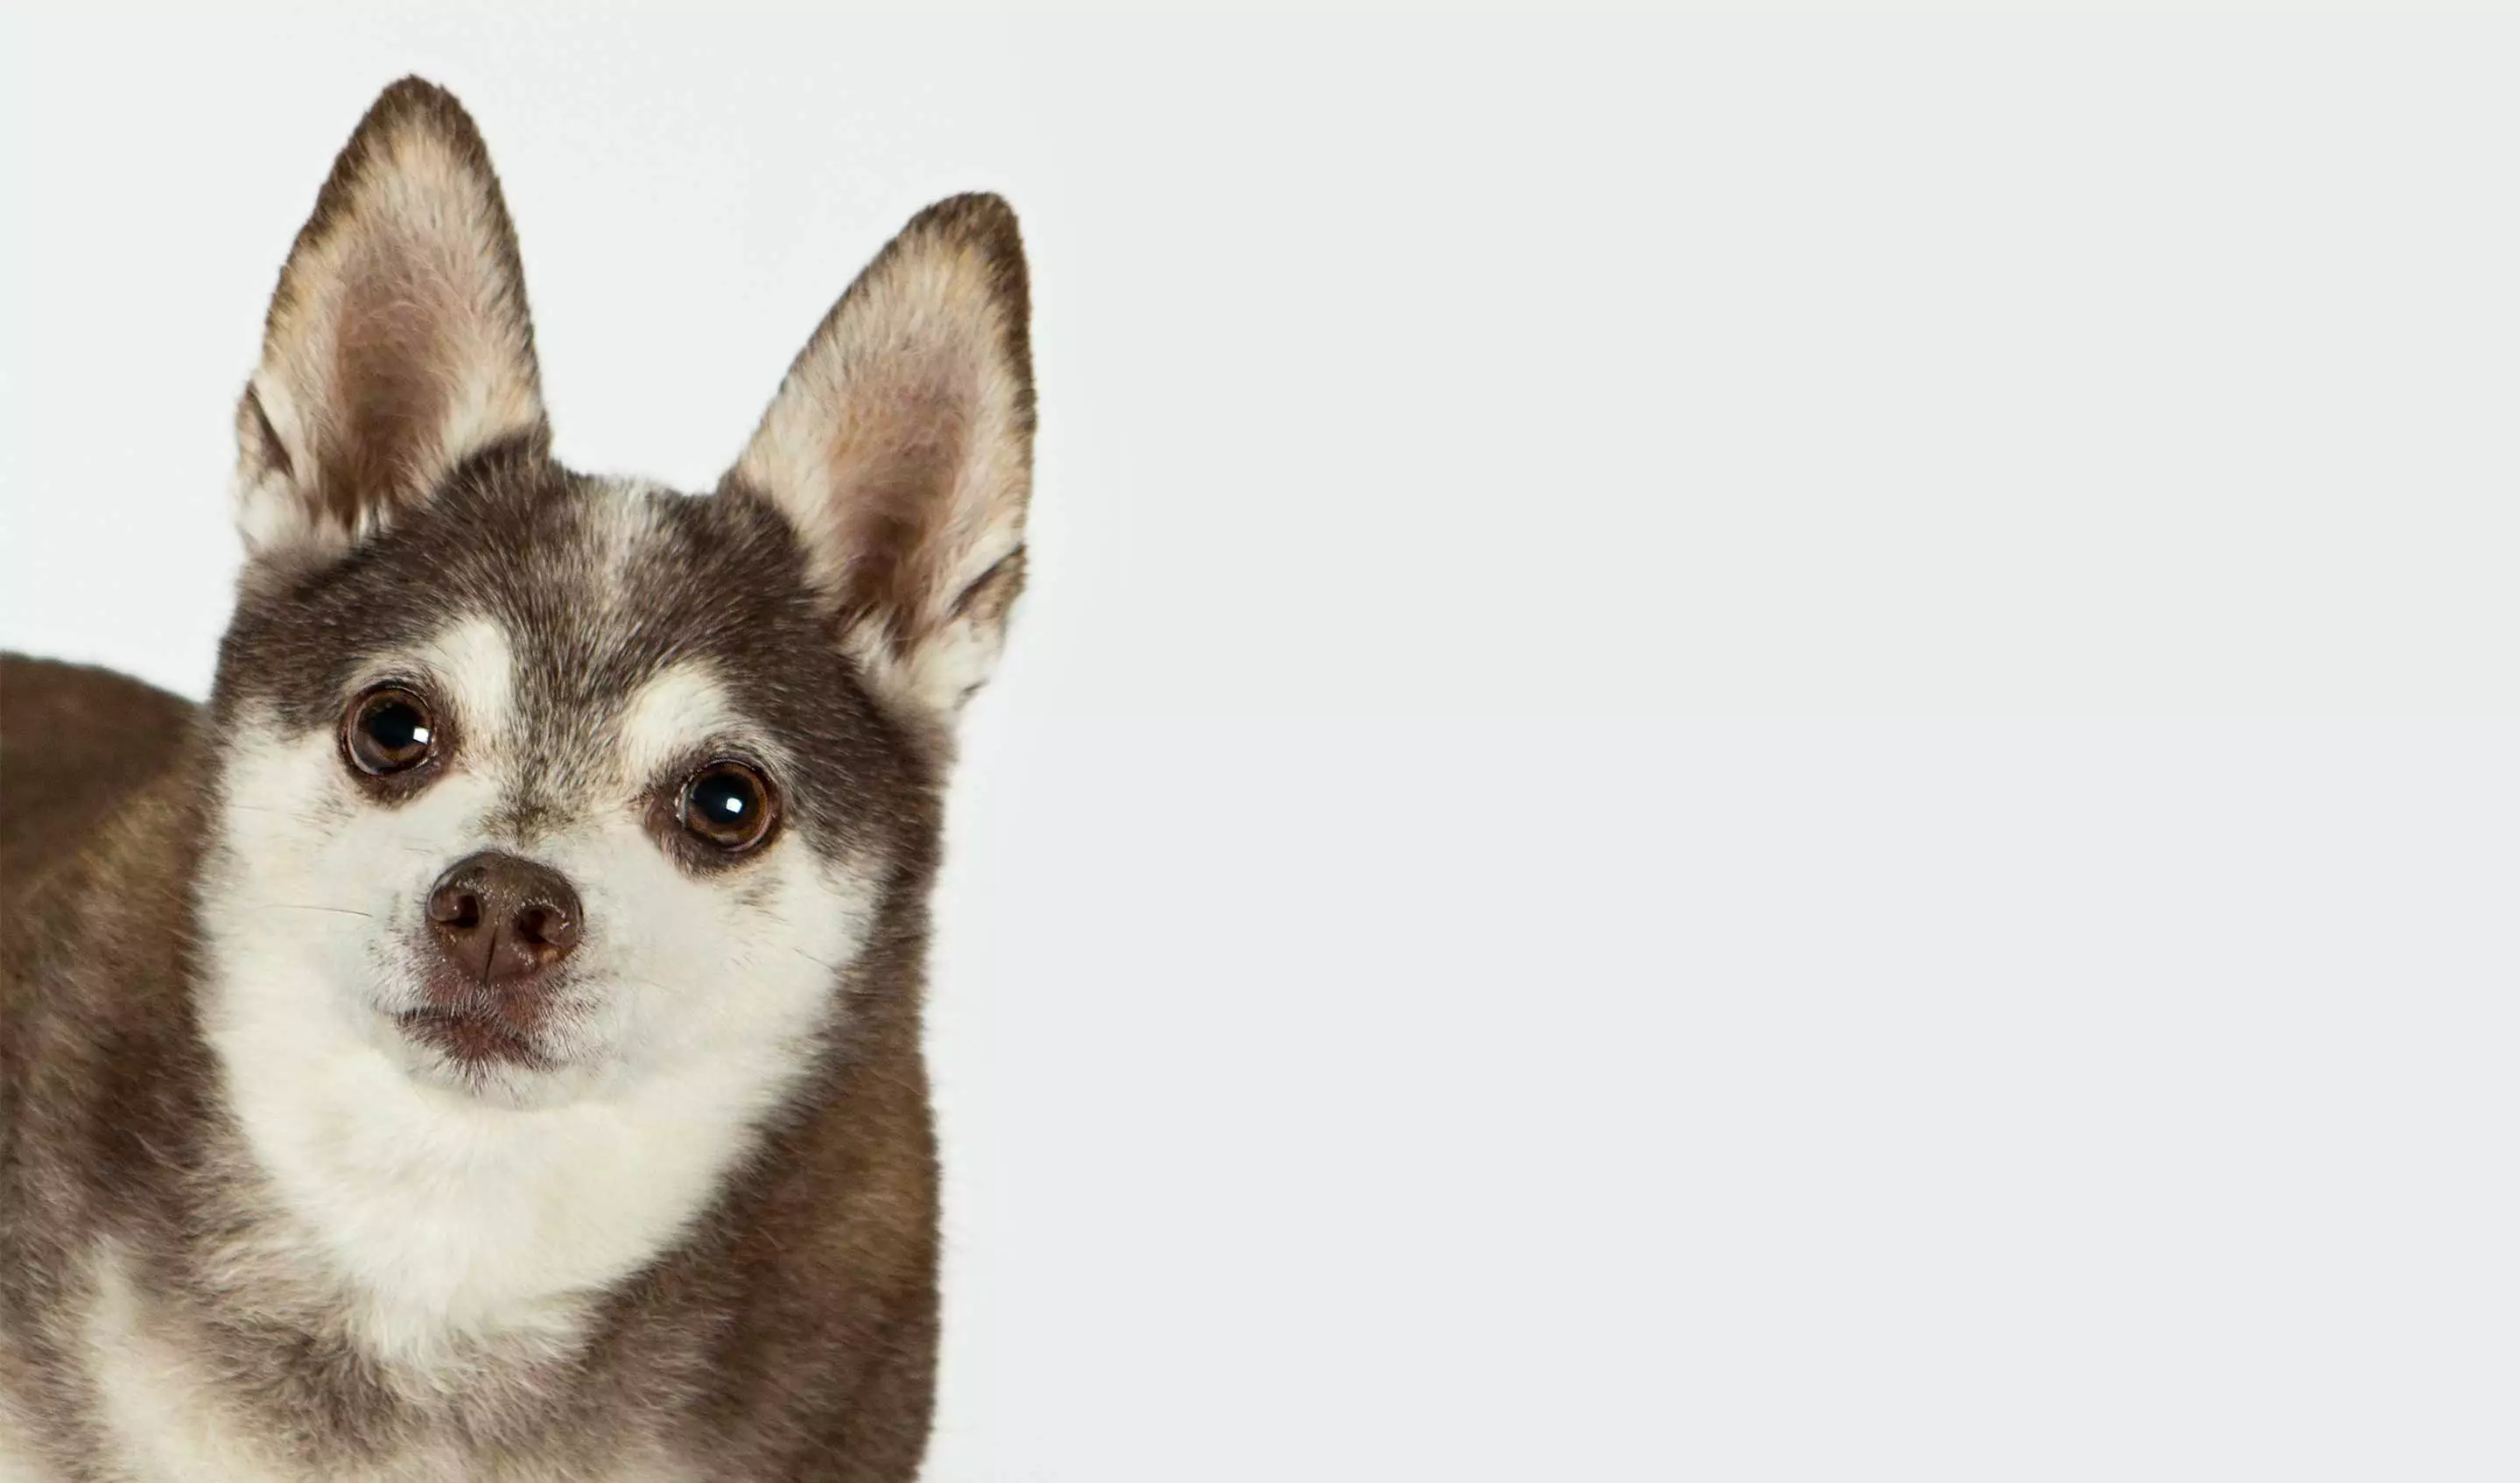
[207,1016,789,1361]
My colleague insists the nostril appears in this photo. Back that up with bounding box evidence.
[515,904,571,950]
[430,887,482,931]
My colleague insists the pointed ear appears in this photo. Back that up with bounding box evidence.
[725,193,1035,733]
[234,78,546,569]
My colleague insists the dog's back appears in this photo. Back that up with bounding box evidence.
[0,656,195,895]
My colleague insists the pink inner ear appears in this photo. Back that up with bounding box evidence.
[821,365,976,636]
[321,241,459,529]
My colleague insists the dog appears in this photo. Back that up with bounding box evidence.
[0,76,1032,1480]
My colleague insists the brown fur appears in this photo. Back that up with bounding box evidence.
[0,657,197,896]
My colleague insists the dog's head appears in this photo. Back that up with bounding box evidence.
[196,81,1030,1118]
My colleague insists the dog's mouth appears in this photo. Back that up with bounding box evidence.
[396,1006,552,1071]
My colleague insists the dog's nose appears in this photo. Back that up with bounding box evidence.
[425,851,584,985]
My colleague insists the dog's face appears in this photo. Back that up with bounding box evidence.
[207,467,918,1109]
[193,80,1029,1153]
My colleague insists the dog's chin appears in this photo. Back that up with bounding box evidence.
[383,1008,584,1107]
[399,1006,549,1068]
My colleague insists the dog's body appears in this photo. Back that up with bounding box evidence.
[0,80,1033,1481]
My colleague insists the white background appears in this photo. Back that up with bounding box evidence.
[4,4,2516,1478]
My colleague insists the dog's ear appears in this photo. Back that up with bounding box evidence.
[234,78,546,570]
[725,193,1034,734]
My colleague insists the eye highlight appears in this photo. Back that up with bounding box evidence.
[679,760,777,854]
[344,685,440,777]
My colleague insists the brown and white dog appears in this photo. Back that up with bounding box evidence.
[0,77,1032,1480]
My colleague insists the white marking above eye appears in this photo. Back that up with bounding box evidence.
[614,662,768,788]
[353,615,516,755]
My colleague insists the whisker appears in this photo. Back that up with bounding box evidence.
[253,903,376,919]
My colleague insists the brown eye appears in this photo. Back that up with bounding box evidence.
[680,761,776,853]
[345,686,439,776]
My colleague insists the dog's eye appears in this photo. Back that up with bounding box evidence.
[680,762,776,853]
[345,686,439,776]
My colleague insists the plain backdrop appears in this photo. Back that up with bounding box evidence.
[4,4,2516,1479]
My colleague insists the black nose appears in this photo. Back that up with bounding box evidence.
[425,851,584,986]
